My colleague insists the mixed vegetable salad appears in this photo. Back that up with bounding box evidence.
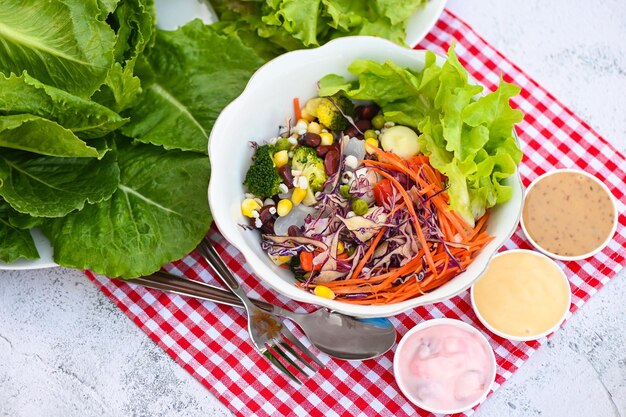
[242,47,523,305]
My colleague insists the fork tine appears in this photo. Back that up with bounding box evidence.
[282,327,326,369]
[263,349,302,385]
[270,341,309,377]
[279,338,317,373]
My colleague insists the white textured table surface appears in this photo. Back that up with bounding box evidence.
[1,0,625,416]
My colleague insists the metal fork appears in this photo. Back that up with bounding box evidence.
[196,237,324,384]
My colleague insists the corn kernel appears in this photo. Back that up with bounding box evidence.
[337,241,345,255]
[270,255,292,265]
[241,198,261,218]
[320,132,334,146]
[273,150,289,167]
[292,187,307,206]
[365,138,379,154]
[313,285,335,300]
[307,121,322,134]
[276,199,293,217]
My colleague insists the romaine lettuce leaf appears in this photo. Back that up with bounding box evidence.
[42,140,212,278]
[0,149,119,218]
[319,46,523,226]
[92,0,156,112]
[0,73,126,138]
[0,0,116,97]
[0,115,101,158]
[0,199,39,263]
[121,20,264,153]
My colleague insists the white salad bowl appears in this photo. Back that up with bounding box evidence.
[208,36,523,318]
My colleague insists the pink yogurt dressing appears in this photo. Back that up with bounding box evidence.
[397,324,493,411]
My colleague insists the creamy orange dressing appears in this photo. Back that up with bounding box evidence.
[473,251,570,338]
[522,171,615,257]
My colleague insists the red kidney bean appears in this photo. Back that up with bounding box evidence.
[355,119,372,132]
[324,149,339,175]
[316,145,334,157]
[288,225,303,237]
[260,217,275,234]
[303,132,321,147]
[278,164,294,188]
[357,104,380,120]
[345,125,359,138]
[258,205,274,223]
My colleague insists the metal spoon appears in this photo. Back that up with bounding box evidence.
[130,271,396,360]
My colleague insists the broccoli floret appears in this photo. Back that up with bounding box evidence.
[303,94,355,132]
[291,146,327,193]
[243,144,282,198]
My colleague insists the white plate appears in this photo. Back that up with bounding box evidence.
[0,0,446,271]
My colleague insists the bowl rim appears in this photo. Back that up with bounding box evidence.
[470,249,572,341]
[519,168,619,261]
[393,317,497,414]
[208,35,524,317]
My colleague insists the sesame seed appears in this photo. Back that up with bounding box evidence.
[383,121,395,128]
[279,183,288,194]
[254,218,262,228]
[269,207,277,215]
[344,155,358,170]
[251,210,260,219]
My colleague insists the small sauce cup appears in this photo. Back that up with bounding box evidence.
[393,318,496,414]
[470,249,571,342]
[520,168,618,261]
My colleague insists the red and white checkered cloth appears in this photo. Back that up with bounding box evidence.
[86,9,626,417]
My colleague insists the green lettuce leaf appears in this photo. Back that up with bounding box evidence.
[42,140,212,278]
[0,114,101,157]
[211,0,425,56]
[319,46,523,225]
[92,0,156,112]
[0,150,119,218]
[376,0,425,25]
[262,0,324,47]
[0,199,39,263]
[121,20,264,153]
[0,0,116,97]
[0,73,126,138]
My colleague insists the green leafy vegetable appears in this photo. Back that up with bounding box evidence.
[92,0,156,112]
[121,20,264,154]
[0,198,39,263]
[42,140,211,278]
[319,46,523,225]
[0,114,101,157]
[0,150,119,218]
[0,0,116,97]
[210,0,425,55]
[0,73,126,138]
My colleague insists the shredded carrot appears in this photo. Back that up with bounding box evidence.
[350,227,387,280]
[293,97,301,121]
[297,148,494,305]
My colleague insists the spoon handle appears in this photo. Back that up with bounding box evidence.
[128,270,275,312]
